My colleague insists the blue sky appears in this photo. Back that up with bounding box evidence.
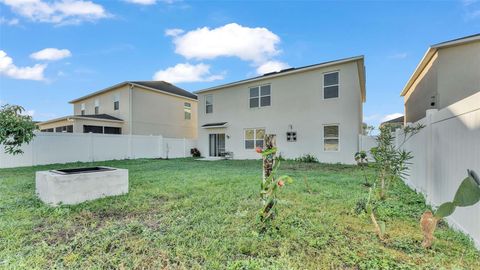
[0,0,479,127]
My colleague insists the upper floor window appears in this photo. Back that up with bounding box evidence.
[184,102,191,120]
[205,94,213,114]
[94,99,100,115]
[244,128,265,149]
[324,125,339,151]
[249,84,271,108]
[81,103,85,115]
[113,94,120,110]
[324,71,339,99]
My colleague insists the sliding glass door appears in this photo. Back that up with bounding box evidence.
[209,134,225,157]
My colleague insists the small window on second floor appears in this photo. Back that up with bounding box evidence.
[81,103,85,115]
[184,102,191,120]
[113,94,120,110]
[205,94,213,114]
[249,84,271,108]
[94,99,100,115]
[324,71,339,99]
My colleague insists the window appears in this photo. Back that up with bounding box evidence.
[83,125,103,134]
[244,128,265,149]
[249,84,271,108]
[184,102,192,120]
[113,94,120,110]
[55,125,73,133]
[324,125,339,151]
[205,94,213,114]
[287,131,297,142]
[323,71,339,99]
[41,128,54,132]
[94,99,100,115]
[81,103,85,115]
[104,126,121,134]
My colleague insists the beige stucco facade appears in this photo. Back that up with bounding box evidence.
[196,57,365,164]
[38,83,198,139]
[403,37,480,123]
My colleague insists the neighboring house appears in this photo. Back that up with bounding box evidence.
[195,56,366,164]
[380,115,404,131]
[38,81,198,138]
[401,34,480,123]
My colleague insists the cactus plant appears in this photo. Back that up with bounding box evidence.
[420,170,480,248]
[257,135,292,230]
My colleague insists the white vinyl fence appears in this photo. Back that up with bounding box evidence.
[397,92,480,248]
[0,132,197,168]
[358,134,377,159]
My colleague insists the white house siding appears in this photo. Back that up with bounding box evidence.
[197,60,364,164]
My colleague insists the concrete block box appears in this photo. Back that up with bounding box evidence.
[36,166,128,206]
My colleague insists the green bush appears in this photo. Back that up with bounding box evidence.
[295,154,318,163]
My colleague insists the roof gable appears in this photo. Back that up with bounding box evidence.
[69,81,197,103]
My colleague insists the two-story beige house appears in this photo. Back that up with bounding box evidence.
[38,81,198,138]
[195,56,366,164]
[401,34,480,123]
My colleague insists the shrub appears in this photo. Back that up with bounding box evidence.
[190,148,201,157]
[0,104,37,155]
[295,154,318,163]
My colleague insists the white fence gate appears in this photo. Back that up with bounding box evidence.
[397,92,480,248]
[0,132,197,168]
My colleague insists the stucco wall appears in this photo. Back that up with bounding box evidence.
[131,87,198,138]
[404,56,438,123]
[404,40,480,123]
[197,61,363,164]
[72,85,132,134]
[437,41,480,108]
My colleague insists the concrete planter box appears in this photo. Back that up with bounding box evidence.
[36,166,128,206]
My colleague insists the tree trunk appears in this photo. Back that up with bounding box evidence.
[370,212,384,240]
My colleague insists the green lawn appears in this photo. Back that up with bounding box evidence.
[0,158,479,269]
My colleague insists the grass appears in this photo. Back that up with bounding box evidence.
[0,158,479,269]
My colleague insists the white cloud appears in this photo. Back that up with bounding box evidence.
[167,23,281,63]
[165,28,184,37]
[380,113,403,122]
[0,17,19,25]
[125,0,156,5]
[0,50,46,81]
[124,0,178,4]
[153,63,224,83]
[21,109,35,117]
[256,60,290,75]
[1,0,109,25]
[30,48,72,61]
[388,52,408,59]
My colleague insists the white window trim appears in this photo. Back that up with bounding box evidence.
[205,94,213,114]
[322,70,340,100]
[323,124,340,152]
[249,84,271,108]
[80,103,85,115]
[244,128,266,150]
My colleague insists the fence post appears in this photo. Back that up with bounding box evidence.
[128,134,133,159]
[425,109,437,205]
[89,132,94,162]
[183,138,187,157]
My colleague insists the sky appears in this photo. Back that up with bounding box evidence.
[0,0,479,128]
